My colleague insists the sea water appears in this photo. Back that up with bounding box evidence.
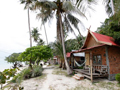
[0,57,12,72]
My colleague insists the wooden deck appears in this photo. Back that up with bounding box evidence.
[74,69,108,80]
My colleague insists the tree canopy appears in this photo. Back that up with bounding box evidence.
[18,45,53,64]
[97,17,120,44]
[5,53,21,68]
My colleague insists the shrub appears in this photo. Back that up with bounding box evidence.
[11,65,43,83]
[22,68,32,79]
[32,65,42,77]
[115,73,120,83]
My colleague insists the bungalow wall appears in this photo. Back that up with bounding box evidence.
[85,46,107,66]
[92,46,106,65]
[108,46,120,80]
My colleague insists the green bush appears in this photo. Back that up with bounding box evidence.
[23,68,32,79]
[32,65,42,77]
[115,73,120,83]
[11,65,43,83]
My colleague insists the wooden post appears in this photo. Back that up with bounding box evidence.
[105,46,110,80]
[90,51,93,82]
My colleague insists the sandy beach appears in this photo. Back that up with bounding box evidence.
[3,65,120,90]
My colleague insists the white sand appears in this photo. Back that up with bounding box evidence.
[20,66,120,90]
[4,65,120,90]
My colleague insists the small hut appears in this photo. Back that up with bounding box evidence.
[73,30,120,81]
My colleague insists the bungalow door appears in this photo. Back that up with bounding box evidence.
[85,53,90,65]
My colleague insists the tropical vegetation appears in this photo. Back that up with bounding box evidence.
[31,27,45,45]
[34,0,95,74]
[18,45,53,68]
[5,53,22,68]
[115,73,120,83]
[0,68,17,89]
[11,65,43,83]
[97,0,120,44]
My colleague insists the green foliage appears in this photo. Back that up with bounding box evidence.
[5,53,21,68]
[11,65,43,83]
[32,65,42,77]
[0,68,17,89]
[97,0,120,44]
[31,27,40,42]
[49,37,85,60]
[18,45,53,64]
[97,12,120,44]
[115,73,120,83]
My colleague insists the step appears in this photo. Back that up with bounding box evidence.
[73,74,84,80]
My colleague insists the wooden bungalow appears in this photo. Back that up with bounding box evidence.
[72,30,120,82]
[66,52,85,69]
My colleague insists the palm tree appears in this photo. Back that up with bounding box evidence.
[37,39,45,46]
[43,23,49,45]
[31,27,40,42]
[20,0,36,47]
[31,27,45,46]
[34,0,87,74]
[20,0,37,68]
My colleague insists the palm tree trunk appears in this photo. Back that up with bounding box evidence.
[28,8,32,69]
[43,24,48,45]
[57,11,62,43]
[77,29,84,44]
[28,8,32,47]
[110,0,115,15]
[59,13,73,75]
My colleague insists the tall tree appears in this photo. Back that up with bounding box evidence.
[35,0,87,74]
[20,0,36,47]
[20,0,37,68]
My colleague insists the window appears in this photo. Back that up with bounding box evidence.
[93,56,97,64]
[93,55,102,64]
[97,55,102,64]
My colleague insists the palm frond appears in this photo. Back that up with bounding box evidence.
[76,0,97,15]
[67,14,80,30]
[53,42,64,59]
[35,1,57,23]
[63,1,86,18]
[103,0,112,17]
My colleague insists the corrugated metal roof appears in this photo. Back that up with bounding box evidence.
[73,52,85,57]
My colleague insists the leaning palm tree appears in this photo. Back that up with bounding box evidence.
[34,0,87,74]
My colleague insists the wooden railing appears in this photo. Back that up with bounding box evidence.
[84,65,108,75]
[93,65,108,75]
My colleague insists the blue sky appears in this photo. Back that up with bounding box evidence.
[0,0,108,62]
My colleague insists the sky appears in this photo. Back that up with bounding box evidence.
[0,0,108,62]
